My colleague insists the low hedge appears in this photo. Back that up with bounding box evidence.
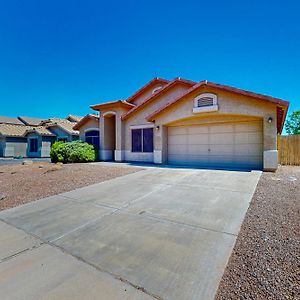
[50,141,98,163]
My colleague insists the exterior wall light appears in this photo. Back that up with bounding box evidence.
[155,125,160,130]
[268,117,273,123]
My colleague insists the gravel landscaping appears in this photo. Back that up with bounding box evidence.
[0,162,140,211]
[216,166,300,300]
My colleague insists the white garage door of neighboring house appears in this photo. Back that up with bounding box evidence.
[167,121,263,170]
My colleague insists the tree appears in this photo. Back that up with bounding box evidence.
[285,110,300,135]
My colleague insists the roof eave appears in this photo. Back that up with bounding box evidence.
[122,78,196,120]
[90,100,135,111]
[146,81,290,122]
[126,77,170,103]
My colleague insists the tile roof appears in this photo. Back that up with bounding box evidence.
[23,126,55,136]
[18,116,46,126]
[73,114,99,130]
[42,118,79,135]
[0,123,29,137]
[0,123,55,137]
[67,115,83,122]
[0,116,24,125]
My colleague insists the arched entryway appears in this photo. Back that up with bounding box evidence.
[102,111,116,161]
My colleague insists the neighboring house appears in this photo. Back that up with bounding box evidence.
[0,116,82,158]
[86,77,289,171]
[41,118,80,142]
[73,114,100,148]
[0,123,55,157]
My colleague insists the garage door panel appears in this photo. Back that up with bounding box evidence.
[187,134,209,145]
[168,127,187,135]
[235,144,263,156]
[235,121,262,133]
[168,135,187,145]
[234,132,262,144]
[209,133,235,145]
[210,145,234,155]
[234,155,262,167]
[188,145,210,155]
[168,121,263,170]
[209,124,235,133]
[188,126,209,134]
[168,145,187,155]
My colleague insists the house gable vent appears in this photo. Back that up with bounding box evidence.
[193,93,218,113]
[197,96,214,107]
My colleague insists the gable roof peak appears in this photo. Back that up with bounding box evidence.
[126,77,169,103]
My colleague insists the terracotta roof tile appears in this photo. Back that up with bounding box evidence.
[18,116,46,126]
[0,116,24,125]
[0,124,29,137]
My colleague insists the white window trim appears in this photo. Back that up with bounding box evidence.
[193,93,218,113]
[130,123,154,129]
[84,128,100,133]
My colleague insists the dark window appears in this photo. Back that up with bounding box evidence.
[29,138,38,152]
[132,128,153,152]
[85,130,100,148]
[143,128,153,152]
[132,129,142,152]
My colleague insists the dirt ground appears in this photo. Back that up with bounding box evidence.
[216,166,300,300]
[0,162,140,211]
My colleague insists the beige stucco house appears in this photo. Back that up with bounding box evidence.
[77,77,289,171]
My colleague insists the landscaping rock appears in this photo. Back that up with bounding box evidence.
[215,166,300,300]
[22,160,33,165]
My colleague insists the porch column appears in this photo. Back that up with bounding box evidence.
[263,113,278,171]
[99,114,106,160]
[114,112,124,162]
[154,124,167,164]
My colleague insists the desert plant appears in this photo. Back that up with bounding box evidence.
[50,140,97,163]
[50,141,65,163]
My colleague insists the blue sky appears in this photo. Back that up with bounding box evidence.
[0,0,299,122]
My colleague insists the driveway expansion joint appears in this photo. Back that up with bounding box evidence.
[0,243,44,263]
[46,240,163,300]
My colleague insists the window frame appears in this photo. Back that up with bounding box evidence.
[131,127,153,153]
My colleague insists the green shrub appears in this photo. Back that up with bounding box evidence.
[50,141,65,163]
[50,141,98,163]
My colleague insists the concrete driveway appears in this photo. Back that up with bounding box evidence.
[0,167,261,300]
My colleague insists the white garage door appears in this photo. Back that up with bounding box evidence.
[168,121,263,170]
